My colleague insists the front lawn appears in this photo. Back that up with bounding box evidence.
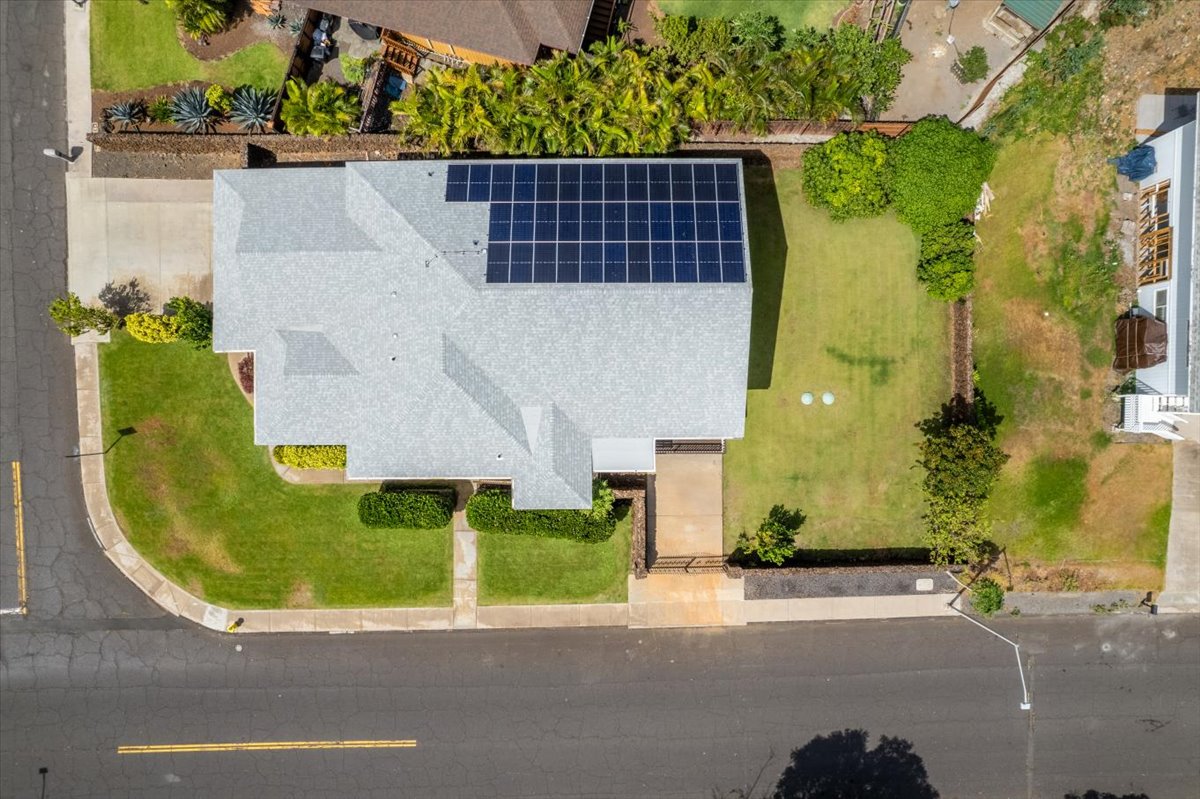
[477,508,631,605]
[99,332,452,608]
[723,167,950,553]
[973,137,1172,588]
[90,0,287,91]
[656,0,848,31]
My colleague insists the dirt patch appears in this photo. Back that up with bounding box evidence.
[1078,442,1173,551]
[286,581,316,608]
[136,417,176,451]
[177,0,293,61]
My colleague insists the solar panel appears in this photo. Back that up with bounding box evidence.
[444,161,748,285]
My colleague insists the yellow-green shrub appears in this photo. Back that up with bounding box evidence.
[125,313,181,343]
[272,444,347,469]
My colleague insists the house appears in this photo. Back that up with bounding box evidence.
[303,0,617,68]
[211,159,753,508]
[1117,92,1199,441]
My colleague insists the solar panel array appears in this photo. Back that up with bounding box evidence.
[445,162,747,284]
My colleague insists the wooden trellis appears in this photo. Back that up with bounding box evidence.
[1137,180,1172,285]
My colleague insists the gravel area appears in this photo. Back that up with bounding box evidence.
[1004,591,1154,617]
[745,568,958,600]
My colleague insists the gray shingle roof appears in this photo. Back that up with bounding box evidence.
[212,159,752,508]
[304,0,594,65]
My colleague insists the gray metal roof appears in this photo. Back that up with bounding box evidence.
[212,159,752,509]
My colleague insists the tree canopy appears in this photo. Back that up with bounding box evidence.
[889,116,996,231]
[802,131,891,220]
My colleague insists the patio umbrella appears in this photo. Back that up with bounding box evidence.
[348,20,380,40]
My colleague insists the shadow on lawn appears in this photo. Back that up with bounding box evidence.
[745,165,788,390]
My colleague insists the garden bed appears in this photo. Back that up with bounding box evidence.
[99,331,452,608]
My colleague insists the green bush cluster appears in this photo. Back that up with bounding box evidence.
[969,577,1005,616]
[465,484,616,543]
[205,83,233,114]
[801,131,891,221]
[125,312,182,343]
[917,221,977,301]
[890,116,996,233]
[917,418,1009,566]
[358,489,455,529]
[280,78,361,136]
[166,296,213,349]
[272,444,347,469]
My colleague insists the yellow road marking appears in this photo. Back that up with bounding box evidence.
[11,461,27,615]
[117,740,418,755]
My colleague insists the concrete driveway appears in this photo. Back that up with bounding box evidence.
[66,176,212,309]
[648,453,724,557]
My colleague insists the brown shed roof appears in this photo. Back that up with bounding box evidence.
[1113,314,1168,372]
[306,0,595,65]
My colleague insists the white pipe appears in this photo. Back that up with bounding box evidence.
[946,570,1032,710]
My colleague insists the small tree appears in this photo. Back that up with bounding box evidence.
[280,78,361,136]
[889,116,996,231]
[737,505,805,566]
[802,131,891,220]
[954,46,989,83]
[918,423,1009,503]
[166,296,212,349]
[125,312,181,343]
[340,55,373,85]
[48,293,116,337]
[970,577,1005,616]
[925,498,989,566]
[917,221,977,300]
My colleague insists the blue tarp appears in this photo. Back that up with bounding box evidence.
[1110,146,1157,181]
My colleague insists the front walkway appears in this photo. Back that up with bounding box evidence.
[1159,440,1200,612]
[649,453,724,557]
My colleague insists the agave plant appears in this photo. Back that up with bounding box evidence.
[229,86,277,132]
[288,17,304,36]
[105,100,146,131]
[267,12,286,30]
[170,87,219,133]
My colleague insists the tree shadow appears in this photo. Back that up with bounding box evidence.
[825,346,898,386]
[916,386,1004,437]
[1064,792,1150,799]
[98,278,151,320]
[773,729,939,799]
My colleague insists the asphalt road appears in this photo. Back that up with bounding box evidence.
[1,4,1199,799]
[2,615,1198,798]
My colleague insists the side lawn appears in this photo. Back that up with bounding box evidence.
[99,332,452,609]
[478,508,631,605]
[91,0,287,91]
[723,166,950,553]
[974,137,1172,588]
[656,0,848,31]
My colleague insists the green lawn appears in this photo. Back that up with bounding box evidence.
[99,333,452,609]
[723,167,950,553]
[656,0,847,31]
[90,0,288,91]
[973,137,1172,586]
[477,509,631,604]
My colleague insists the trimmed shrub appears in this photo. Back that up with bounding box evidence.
[148,95,173,124]
[166,296,212,349]
[48,292,116,337]
[970,577,1005,616]
[802,131,891,220]
[125,312,181,343]
[889,116,996,232]
[465,485,616,543]
[205,84,232,115]
[358,490,455,529]
[272,444,347,469]
[735,504,805,566]
[917,221,977,300]
[237,354,254,394]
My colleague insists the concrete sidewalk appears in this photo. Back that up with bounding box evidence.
[1159,440,1200,613]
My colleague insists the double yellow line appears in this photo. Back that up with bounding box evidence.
[11,461,27,615]
[118,740,418,755]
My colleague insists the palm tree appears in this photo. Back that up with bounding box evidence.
[164,0,230,41]
[280,79,361,136]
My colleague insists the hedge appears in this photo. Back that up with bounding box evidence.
[358,489,455,529]
[465,488,616,543]
[272,444,347,469]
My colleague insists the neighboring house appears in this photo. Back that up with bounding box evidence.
[212,159,753,509]
[984,0,1064,47]
[1117,92,1199,441]
[304,0,616,68]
